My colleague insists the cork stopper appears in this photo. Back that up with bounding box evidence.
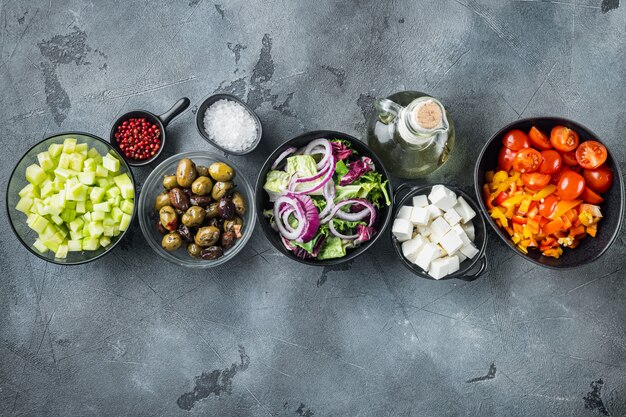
[415,101,443,130]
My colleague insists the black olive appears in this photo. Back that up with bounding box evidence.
[218,198,236,219]
[178,224,194,242]
[201,246,224,260]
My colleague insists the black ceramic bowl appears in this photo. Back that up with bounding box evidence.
[195,94,262,155]
[474,117,624,269]
[110,97,190,167]
[391,184,488,281]
[255,130,393,266]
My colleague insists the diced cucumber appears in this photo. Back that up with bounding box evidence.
[87,147,100,159]
[90,187,105,203]
[102,155,120,173]
[26,164,47,185]
[103,225,115,237]
[78,171,96,185]
[106,186,121,199]
[75,201,86,213]
[69,218,84,232]
[113,173,134,199]
[68,239,82,252]
[30,215,50,234]
[102,215,115,226]
[40,181,55,198]
[95,165,108,178]
[120,200,134,214]
[91,211,106,221]
[42,238,60,253]
[69,230,82,240]
[15,197,33,213]
[111,207,124,222]
[68,153,85,171]
[99,236,111,247]
[96,178,112,189]
[62,138,77,153]
[49,192,66,209]
[88,221,104,237]
[119,213,131,231]
[66,182,88,201]
[75,143,88,153]
[82,238,99,251]
[60,209,76,223]
[83,212,92,222]
[58,152,71,169]
[37,151,55,171]
[55,244,69,259]
[33,239,48,253]
[48,143,63,157]
[19,183,38,198]
[49,214,63,225]
[83,158,97,172]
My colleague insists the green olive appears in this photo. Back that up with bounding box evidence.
[224,216,243,233]
[195,226,220,247]
[206,202,220,218]
[159,206,178,231]
[211,181,233,200]
[162,232,183,251]
[176,158,197,188]
[231,192,246,216]
[187,243,202,258]
[191,176,213,196]
[182,206,206,227]
[196,165,209,177]
[154,192,171,210]
[163,175,179,190]
[209,162,235,182]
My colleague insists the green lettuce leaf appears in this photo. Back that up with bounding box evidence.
[263,170,290,201]
[353,171,390,207]
[317,236,347,260]
[332,218,366,234]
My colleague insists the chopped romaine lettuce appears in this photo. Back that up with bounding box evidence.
[263,170,290,202]
[334,184,362,202]
[317,236,347,260]
[332,218,366,234]
[353,171,390,207]
[286,155,318,177]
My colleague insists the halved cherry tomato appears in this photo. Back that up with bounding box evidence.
[538,150,562,174]
[513,148,542,173]
[550,126,579,152]
[582,165,613,194]
[562,150,579,166]
[528,126,551,149]
[502,129,530,150]
[580,187,604,204]
[498,146,517,171]
[576,140,607,169]
[522,172,551,190]
[495,191,510,206]
[557,170,585,200]
[539,195,558,218]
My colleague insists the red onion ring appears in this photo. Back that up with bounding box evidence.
[271,146,297,170]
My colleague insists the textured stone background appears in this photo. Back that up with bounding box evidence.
[1,0,626,416]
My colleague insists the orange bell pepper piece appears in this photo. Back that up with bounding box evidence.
[549,200,582,220]
[543,218,565,235]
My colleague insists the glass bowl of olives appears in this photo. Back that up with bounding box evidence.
[137,151,255,268]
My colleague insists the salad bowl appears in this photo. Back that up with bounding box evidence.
[255,130,394,266]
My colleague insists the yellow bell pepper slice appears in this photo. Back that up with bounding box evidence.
[532,184,557,201]
[502,194,526,209]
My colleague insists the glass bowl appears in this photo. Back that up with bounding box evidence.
[6,132,138,265]
[138,151,256,268]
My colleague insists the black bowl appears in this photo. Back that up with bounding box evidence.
[474,117,624,269]
[255,130,394,266]
[110,97,190,166]
[391,184,488,281]
[195,93,262,155]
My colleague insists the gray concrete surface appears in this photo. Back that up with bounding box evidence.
[1,0,626,416]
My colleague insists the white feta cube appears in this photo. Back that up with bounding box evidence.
[410,206,430,226]
[460,242,480,259]
[461,221,475,241]
[456,251,467,263]
[439,229,464,255]
[412,194,429,208]
[452,224,471,245]
[417,224,432,237]
[444,207,462,226]
[427,204,443,219]
[454,196,477,224]
[428,185,457,211]
[430,217,451,241]
[428,258,449,279]
[401,235,426,262]
[414,242,442,271]
[392,218,413,242]
[445,255,460,275]
[397,205,413,220]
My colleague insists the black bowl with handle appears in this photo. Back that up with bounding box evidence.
[474,117,624,269]
[255,130,394,266]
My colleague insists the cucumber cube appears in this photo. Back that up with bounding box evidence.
[103,225,115,237]
[68,153,85,171]
[37,151,55,171]
[58,152,71,169]
[113,174,134,199]
[52,177,66,191]
[91,211,106,221]
[66,182,88,201]
[15,197,33,213]
[110,195,121,207]
[19,183,38,198]
[49,214,64,225]
[60,209,76,223]
[106,186,121,199]
[87,147,101,159]
[102,155,120,173]
[33,239,48,253]
[69,230,82,240]
[83,158,97,172]
[78,172,96,185]
[82,212,92,222]
[82,238,99,251]
[40,181,55,198]
[25,164,47,185]
[75,201,86,213]
[88,221,104,237]
[75,143,88,154]
[120,200,134,214]
[48,143,63,157]
[96,178,112,190]
[103,215,116,226]
[95,165,108,178]
[111,207,124,222]
[119,213,131,231]
[90,187,105,203]
[99,236,111,248]
[30,215,50,234]
[55,244,69,259]
[69,218,84,232]
[43,239,60,253]
[67,239,82,252]
[62,138,77,153]
[50,192,66,209]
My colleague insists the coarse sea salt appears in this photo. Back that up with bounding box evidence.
[203,99,257,152]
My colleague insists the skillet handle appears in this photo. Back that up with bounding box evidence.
[459,253,488,281]
[158,97,190,127]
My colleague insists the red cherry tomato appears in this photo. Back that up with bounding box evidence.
[502,129,531,150]
[538,150,562,174]
[522,172,551,191]
[562,150,579,166]
[550,126,579,152]
[551,167,573,185]
[580,187,604,204]
[557,171,585,200]
[582,165,613,194]
[575,140,608,169]
[513,148,542,173]
[528,126,552,149]
[498,147,517,171]
[539,195,559,218]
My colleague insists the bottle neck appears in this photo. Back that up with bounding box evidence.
[397,108,436,148]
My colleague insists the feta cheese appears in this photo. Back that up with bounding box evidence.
[397,205,413,220]
[426,204,443,218]
[460,242,480,258]
[451,224,471,245]
[453,196,477,223]
[392,218,414,242]
[445,255,460,275]
[444,207,462,226]
[428,185,457,211]
[417,224,432,237]
[412,195,429,208]
[402,235,426,262]
[430,217,451,241]
[428,258,449,279]
[461,221,475,241]
[456,251,467,263]
[414,242,442,271]
[439,229,464,255]
[410,206,430,226]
